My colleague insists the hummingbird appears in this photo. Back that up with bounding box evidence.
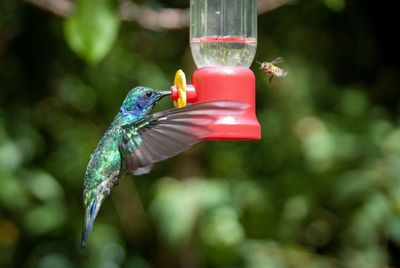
[80,86,246,248]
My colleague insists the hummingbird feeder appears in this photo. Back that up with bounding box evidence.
[169,0,261,140]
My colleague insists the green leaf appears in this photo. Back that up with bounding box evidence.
[23,170,64,201]
[321,0,345,12]
[64,0,120,64]
[24,202,67,235]
[149,178,201,247]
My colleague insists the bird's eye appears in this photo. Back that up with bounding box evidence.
[145,91,153,98]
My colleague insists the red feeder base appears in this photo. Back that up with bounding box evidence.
[192,66,261,140]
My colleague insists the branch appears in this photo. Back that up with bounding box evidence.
[119,2,189,30]
[24,0,290,30]
[258,0,293,14]
[24,0,73,17]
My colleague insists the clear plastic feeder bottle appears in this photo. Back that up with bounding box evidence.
[190,0,257,68]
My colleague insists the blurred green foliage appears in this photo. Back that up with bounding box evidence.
[1,0,400,267]
[64,0,120,64]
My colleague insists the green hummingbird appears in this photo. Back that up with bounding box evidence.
[81,86,246,248]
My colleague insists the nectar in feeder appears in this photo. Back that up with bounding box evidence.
[190,0,257,68]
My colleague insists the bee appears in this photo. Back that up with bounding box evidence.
[257,57,288,83]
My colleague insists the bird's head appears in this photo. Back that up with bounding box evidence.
[81,187,106,248]
[120,87,171,117]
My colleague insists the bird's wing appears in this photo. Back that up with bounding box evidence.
[118,101,247,175]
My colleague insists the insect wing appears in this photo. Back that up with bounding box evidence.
[270,57,284,65]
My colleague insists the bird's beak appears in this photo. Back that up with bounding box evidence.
[159,90,171,97]
[81,199,99,248]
